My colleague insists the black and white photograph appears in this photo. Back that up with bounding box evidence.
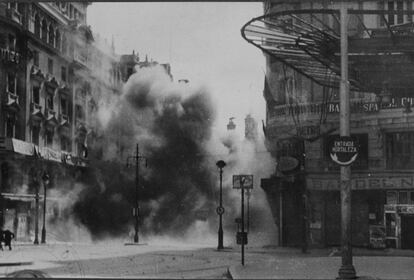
[0,0,414,279]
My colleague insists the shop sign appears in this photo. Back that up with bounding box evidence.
[307,175,414,190]
[329,136,359,166]
[277,156,299,173]
[396,205,414,214]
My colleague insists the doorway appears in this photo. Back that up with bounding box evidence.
[401,215,414,249]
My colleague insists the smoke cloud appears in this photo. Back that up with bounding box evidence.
[70,65,218,240]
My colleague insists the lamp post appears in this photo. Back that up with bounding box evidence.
[41,172,49,244]
[126,143,147,244]
[216,160,226,250]
[33,177,39,245]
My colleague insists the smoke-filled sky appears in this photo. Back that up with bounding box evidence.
[87,2,265,136]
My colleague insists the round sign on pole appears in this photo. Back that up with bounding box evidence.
[329,136,359,166]
[216,206,225,215]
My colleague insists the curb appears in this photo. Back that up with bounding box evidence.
[0,261,33,267]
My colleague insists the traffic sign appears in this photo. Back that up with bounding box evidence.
[216,206,225,215]
[233,175,253,189]
[329,136,359,166]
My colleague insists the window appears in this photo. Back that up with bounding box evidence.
[399,191,409,204]
[61,66,66,82]
[55,29,61,50]
[386,131,414,169]
[48,58,53,74]
[388,1,395,25]
[31,126,40,145]
[45,130,53,147]
[75,104,84,120]
[32,85,40,104]
[46,94,53,110]
[5,116,15,138]
[387,191,398,204]
[62,34,67,55]
[324,134,369,170]
[41,19,48,41]
[33,50,39,66]
[34,14,41,37]
[60,95,68,115]
[61,136,71,152]
[7,73,16,94]
[382,1,406,26]
[48,25,55,46]
[8,34,16,51]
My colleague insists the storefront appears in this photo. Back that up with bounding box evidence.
[0,137,86,241]
[305,172,414,249]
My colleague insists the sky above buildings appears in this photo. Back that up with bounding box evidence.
[87,2,265,136]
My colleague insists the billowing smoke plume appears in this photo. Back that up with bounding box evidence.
[72,66,218,239]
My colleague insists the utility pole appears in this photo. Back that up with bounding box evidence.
[338,5,356,279]
[126,143,147,244]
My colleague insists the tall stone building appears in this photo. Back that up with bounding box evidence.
[0,2,122,241]
[243,0,414,249]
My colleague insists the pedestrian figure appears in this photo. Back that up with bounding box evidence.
[3,229,14,250]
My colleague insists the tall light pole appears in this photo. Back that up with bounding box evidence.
[126,143,147,244]
[41,172,49,244]
[216,160,226,250]
[33,178,39,245]
[338,5,356,279]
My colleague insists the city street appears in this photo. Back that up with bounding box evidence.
[0,241,236,278]
[1,241,414,279]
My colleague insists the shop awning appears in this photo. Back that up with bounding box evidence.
[0,137,87,166]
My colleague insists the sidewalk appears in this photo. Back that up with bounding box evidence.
[228,247,414,279]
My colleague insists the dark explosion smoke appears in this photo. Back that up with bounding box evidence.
[73,66,217,239]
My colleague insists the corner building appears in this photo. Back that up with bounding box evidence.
[243,0,414,249]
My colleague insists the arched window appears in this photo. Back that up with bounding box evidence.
[48,24,55,46]
[55,29,61,51]
[34,14,41,37]
[41,19,48,42]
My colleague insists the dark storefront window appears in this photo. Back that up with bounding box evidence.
[324,133,368,170]
[386,131,414,169]
[31,126,40,145]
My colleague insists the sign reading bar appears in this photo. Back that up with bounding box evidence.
[233,175,253,189]
[330,136,359,166]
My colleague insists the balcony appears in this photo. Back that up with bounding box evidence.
[73,50,88,68]
[30,102,43,122]
[6,8,22,24]
[59,114,70,127]
[0,48,21,64]
[45,108,58,127]
[4,92,20,112]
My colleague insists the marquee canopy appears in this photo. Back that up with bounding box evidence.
[241,9,414,96]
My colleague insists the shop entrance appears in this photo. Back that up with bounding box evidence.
[401,215,414,249]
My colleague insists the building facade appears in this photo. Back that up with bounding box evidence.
[0,2,122,241]
[243,0,414,249]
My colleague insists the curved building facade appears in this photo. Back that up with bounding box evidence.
[243,0,414,249]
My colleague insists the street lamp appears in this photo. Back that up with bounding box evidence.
[126,143,147,244]
[216,160,226,250]
[29,167,40,245]
[41,172,49,244]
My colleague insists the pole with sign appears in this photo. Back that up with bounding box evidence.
[233,174,253,266]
